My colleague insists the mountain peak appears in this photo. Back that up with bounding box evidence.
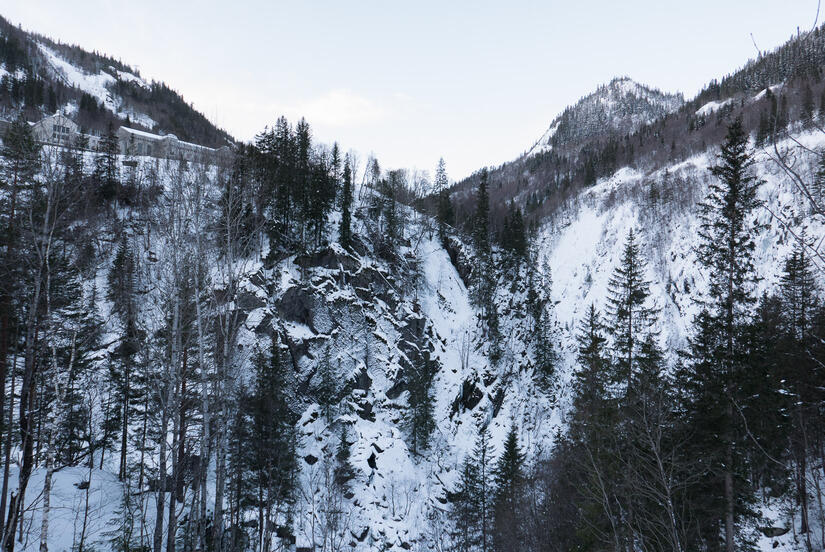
[527,77,684,156]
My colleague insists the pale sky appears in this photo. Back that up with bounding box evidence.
[3,1,821,179]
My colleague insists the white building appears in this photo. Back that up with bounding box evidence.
[117,126,231,161]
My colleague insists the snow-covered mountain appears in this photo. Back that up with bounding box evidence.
[4,14,825,552]
[6,124,822,552]
[0,15,232,147]
[527,77,684,156]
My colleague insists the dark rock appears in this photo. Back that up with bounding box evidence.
[278,286,315,330]
[357,400,375,422]
[352,527,370,542]
[353,367,372,391]
[759,526,790,538]
[367,452,377,470]
[451,378,484,417]
[491,388,505,418]
[385,379,406,400]
[295,246,360,272]
[304,454,319,465]
[236,290,265,311]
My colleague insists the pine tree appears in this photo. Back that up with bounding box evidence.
[473,169,491,258]
[339,155,353,250]
[333,424,355,490]
[94,121,120,203]
[406,314,437,454]
[492,423,526,552]
[434,158,453,242]
[605,228,657,396]
[316,346,336,423]
[687,118,764,552]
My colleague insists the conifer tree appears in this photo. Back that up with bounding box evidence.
[94,121,120,202]
[0,118,40,493]
[802,83,815,127]
[533,305,557,394]
[686,118,764,552]
[467,421,495,552]
[813,152,825,209]
[333,424,355,490]
[434,158,453,241]
[450,456,482,552]
[605,228,657,396]
[245,333,297,545]
[492,423,526,552]
[778,240,821,535]
[406,315,437,454]
[473,169,491,258]
[107,236,143,480]
[339,155,353,250]
[316,346,336,423]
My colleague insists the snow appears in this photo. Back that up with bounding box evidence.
[38,43,117,112]
[12,123,825,550]
[37,44,157,131]
[753,83,784,102]
[113,67,149,89]
[5,466,127,552]
[696,97,734,116]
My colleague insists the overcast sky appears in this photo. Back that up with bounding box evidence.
[3,1,822,179]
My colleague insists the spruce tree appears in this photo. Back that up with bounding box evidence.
[472,421,495,552]
[94,121,120,203]
[333,424,355,490]
[339,155,353,250]
[492,423,526,552]
[813,152,825,209]
[473,169,491,257]
[434,158,453,241]
[406,315,437,455]
[245,333,297,540]
[605,228,657,396]
[687,118,764,552]
[450,455,482,552]
[316,346,336,423]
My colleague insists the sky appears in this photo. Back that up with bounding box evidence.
[3,1,822,179]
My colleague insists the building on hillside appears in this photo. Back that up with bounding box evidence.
[117,126,231,161]
[30,113,82,146]
[0,113,230,161]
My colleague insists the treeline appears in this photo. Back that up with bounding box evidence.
[446,119,825,552]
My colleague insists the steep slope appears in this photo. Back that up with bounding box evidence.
[4,122,822,551]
